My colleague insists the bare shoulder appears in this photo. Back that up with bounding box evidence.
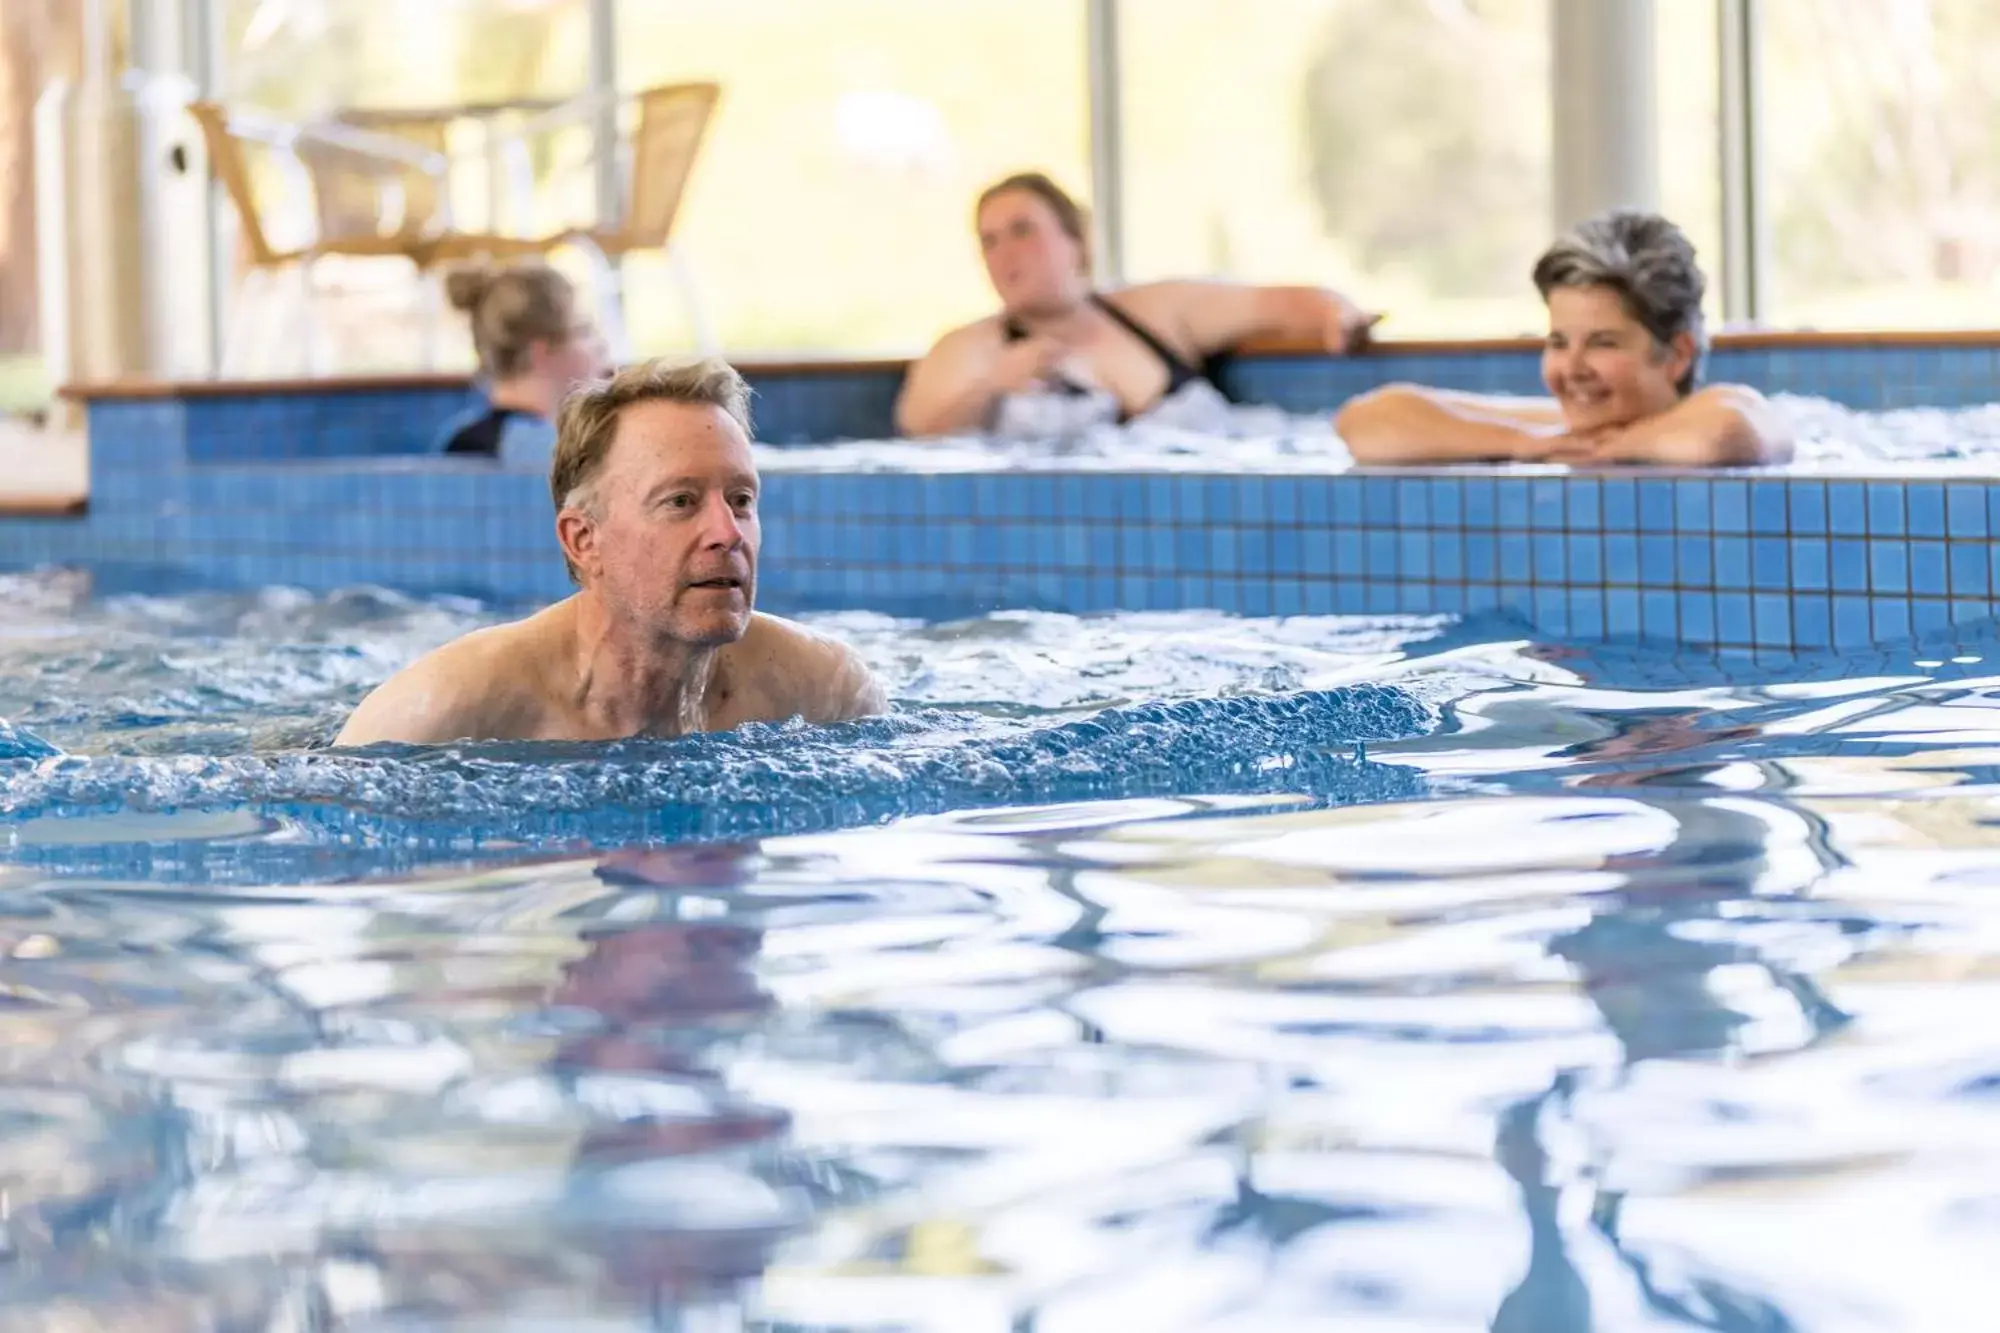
[723,614,887,726]
[333,607,561,747]
[1688,382,1794,462]
[917,314,1007,363]
[1102,279,1209,324]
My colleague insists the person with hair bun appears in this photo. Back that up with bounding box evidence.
[896,170,1376,438]
[432,261,612,466]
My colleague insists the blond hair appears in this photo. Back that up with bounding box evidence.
[445,261,577,379]
[550,357,755,581]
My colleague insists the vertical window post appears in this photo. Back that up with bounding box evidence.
[588,0,620,237]
[1085,0,1125,287]
[1717,0,1767,325]
[1550,0,1660,232]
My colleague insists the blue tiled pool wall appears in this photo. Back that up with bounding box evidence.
[757,472,2000,649]
[12,448,2000,651]
[8,339,2000,649]
[55,339,2000,466]
[1224,341,2000,415]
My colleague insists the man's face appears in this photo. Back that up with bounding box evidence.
[573,400,760,645]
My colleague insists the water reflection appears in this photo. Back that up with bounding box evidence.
[7,584,2000,1323]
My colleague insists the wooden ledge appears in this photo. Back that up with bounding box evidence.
[0,494,87,517]
[59,327,2000,401]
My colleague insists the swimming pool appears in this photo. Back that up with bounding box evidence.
[3,568,1998,1327]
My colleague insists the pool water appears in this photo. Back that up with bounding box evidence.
[3,569,1999,1328]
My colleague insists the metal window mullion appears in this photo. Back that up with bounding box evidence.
[1085,0,1125,286]
[587,0,620,234]
[1718,0,1768,325]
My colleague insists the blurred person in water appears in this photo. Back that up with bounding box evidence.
[433,260,612,469]
[895,171,1376,437]
[337,358,885,745]
[555,843,793,1315]
[1337,210,1792,467]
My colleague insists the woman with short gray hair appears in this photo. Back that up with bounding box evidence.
[1337,210,1791,467]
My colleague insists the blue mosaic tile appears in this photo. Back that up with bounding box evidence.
[1674,479,1711,533]
[1397,478,1430,526]
[1569,588,1606,639]
[1363,477,1397,525]
[1680,591,1716,643]
[1829,483,1867,536]
[1463,477,1496,529]
[1642,591,1677,640]
[1716,593,1753,645]
[1868,483,1907,536]
[1794,595,1832,648]
[1433,531,1465,581]
[1790,539,1830,592]
[1602,479,1637,531]
[1566,533,1602,583]
[1913,599,1952,639]
[1531,479,1565,528]
[1301,529,1333,576]
[1831,539,1869,593]
[1750,481,1789,535]
[1678,536,1712,585]
[1910,542,1948,597]
[1788,482,1827,536]
[1431,477,1463,527]
[1870,540,1910,594]
[1605,534,1639,585]
[1753,594,1792,647]
[1607,588,1641,637]
[1714,536,1751,590]
[1533,533,1566,582]
[1366,531,1398,577]
[1948,484,1988,538]
[1908,484,1946,538]
[1950,543,1989,598]
[1751,538,1790,591]
[1873,597,1913,643]
[1639,536,1675,585]
[1711,481,1748,533]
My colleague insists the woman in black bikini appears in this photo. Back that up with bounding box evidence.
[895,172,1376,438]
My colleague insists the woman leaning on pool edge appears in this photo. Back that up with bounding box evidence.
[1336,210,1794,468]
[896,171,1377,437]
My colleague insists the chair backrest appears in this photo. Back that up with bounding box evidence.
[295,112,452,244]
[616,81,721,251]
[186,100,279,267]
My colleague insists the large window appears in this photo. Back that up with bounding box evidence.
[1763,0,2000,329]
[221,0,587,117]
[615,0,1089,356]
[1121,0,1550,339]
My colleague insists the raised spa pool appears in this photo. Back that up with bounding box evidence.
[2,569,1999,1328]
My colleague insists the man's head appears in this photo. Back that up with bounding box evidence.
[551,357,759,646]
[1532,210,1708,433]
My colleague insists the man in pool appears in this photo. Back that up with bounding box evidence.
[1336,210,1793,467]
[334,358,886,746]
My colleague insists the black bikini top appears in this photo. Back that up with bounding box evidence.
[442,406,525,457]
[1003,293,1224,419]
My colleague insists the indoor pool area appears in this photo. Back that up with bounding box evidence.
[6,1,2000,1329]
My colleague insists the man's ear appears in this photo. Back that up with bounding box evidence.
[556,502,597,579]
